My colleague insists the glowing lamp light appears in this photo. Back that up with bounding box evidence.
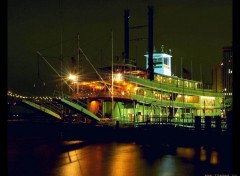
[68,74,77,82]
[114,73,123,82]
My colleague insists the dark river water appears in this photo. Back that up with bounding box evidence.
[8,135,233,176]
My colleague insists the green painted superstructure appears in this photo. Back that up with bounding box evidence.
[69,62,224,124]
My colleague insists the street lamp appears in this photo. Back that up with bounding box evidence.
[68,73,78,96]
[68,74,78,82]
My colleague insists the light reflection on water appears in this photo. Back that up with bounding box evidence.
[210,150,219,165]
[176,147,195,160]
[8,140,231,176]
[50,142,198,176]
[200,147,207,162]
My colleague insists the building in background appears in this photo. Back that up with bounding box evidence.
[212,46,232,114]
[222,46,233,98]
[212,64,223,93]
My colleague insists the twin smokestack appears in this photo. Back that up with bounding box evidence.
[124,6,154,80]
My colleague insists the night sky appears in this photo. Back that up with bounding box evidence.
[8,0,232,96]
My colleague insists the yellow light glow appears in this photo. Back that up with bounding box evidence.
[95,85,103,89]
[114,73,123,82]
[176,147,195,160]
[200,148,206,161]
[68,74,77,81]
[210,151,219,165]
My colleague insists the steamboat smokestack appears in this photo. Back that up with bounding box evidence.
[147,6,154,81]
[124,9,130,64]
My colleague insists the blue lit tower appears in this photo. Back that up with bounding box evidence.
[144,45,172,76]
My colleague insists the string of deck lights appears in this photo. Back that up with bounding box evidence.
[7,91,65,100]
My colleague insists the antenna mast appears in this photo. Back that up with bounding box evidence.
[111,30,114,118]
[59,0,63,97]
[77,33,80,74]
[33,54,45,95]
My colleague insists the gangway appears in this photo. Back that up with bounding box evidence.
[22,100,61,119]
[56,98,100,121]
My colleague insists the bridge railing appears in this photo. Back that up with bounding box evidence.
[114,115,227,131]
[124,75,223,97]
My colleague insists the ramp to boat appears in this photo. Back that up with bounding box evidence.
[22,100,61,119]
[58,98,100,121]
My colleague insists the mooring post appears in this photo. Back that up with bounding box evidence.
[205,116,211,131]
[195,116,201,131]
[215,115,221,132]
